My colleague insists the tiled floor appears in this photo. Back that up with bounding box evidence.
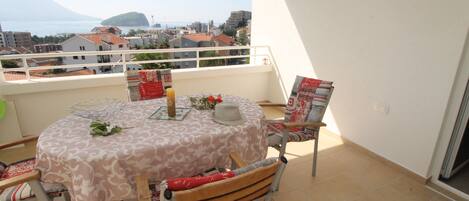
[262,106,452,201]
[0,106,455,201]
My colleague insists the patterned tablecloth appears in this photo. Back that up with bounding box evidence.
[36,95,267,201]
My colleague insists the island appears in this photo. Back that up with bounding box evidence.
[101,12,149,27]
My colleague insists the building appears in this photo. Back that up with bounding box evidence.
[168,33,234,68]
[91,26,122,35]
[0,32,4,47]
[225,10,252,30]
[0,31,33,50]
[61,33,129,74]
[190,22,208,33]
[33,44,62,53]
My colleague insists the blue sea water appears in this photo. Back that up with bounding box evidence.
[0,20,194,36]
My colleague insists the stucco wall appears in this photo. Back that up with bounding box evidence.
[251,0,469,177]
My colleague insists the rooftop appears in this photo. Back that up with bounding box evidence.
[79,33,128,45]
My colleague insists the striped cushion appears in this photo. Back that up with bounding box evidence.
[266,121,318,142]
[0,158,67,201]
[0,182,66,201]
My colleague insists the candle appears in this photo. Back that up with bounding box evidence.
[166,88,176,117]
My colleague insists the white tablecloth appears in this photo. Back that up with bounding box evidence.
[36,95,267,201]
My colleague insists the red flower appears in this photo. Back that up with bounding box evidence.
[216,95,223,103]
[207,95,215,103]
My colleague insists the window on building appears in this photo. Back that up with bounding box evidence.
[81,56,85,60]
[99,46,103,51]
[118,44,123,48]
[73,56,78,60]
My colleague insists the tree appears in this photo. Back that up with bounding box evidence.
[134,53,173,69]
[237,30,249,45]
[1,60,19,68]
[31,34,75,45]
[127,29,137,37]
[223,29,236,37]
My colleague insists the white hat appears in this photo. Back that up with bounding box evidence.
[212,102,245,126]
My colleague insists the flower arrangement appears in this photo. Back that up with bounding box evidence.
[90,120,122,137]
[189,95,223,110]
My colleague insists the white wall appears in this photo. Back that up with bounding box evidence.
[252,0,469,177]
[62,36,98,66]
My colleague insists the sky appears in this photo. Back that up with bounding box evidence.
[54,0,251,23]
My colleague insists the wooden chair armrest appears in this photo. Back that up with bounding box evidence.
[283,122,327,128]
[229,152,247,168]
[258,103,286,107]
[135,175,152,201]
[0,170,41,190]
[0,135,39,150]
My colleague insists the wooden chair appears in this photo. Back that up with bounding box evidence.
[0,136,68,201]
[135,152,288,201]
[260,76,334,176]
[125,69,173,101]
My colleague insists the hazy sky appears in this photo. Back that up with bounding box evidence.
[54,0,251,23]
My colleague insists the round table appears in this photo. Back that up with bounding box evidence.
[36,95,267,201]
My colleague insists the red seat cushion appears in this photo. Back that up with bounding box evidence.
[166,171,235,191]
[0,158,36,180]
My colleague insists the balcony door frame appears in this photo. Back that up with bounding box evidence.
[429,29,469,199]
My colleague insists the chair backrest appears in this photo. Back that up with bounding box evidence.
[162,158,286,201]
[125,69,172,101]
[284,76,333,132]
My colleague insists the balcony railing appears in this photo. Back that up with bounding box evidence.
[0,46,272,82]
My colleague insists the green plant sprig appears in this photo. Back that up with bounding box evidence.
[90,120,122,137]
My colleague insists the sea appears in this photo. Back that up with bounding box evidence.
[0,20,195,36]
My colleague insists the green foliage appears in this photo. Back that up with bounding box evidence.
[126,29,146,37]
[237,30,249,45]
[199,51,225,67]
[1,60,19,68]
[101,12,149,27]
[223,29,236,37]
[134,53,173,69]
[31,34,75,45]
[90,120,122,137]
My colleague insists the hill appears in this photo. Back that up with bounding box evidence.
[101,12,149,27]
[0,0,99,21]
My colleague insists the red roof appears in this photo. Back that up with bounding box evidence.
[80,33,128,45]
[93,26,122,33]
[214,34,235,45]
[183,33,213,42]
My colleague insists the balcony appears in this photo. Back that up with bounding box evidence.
[1,0,469,200]
[0,45,453,201]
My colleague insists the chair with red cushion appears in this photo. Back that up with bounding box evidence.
[260,75,334,177]
[0,136,68,201]
[135,152,287,201]
[126,69,173,101]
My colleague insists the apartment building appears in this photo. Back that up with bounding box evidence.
[33,44,62,53]
[168,33,234,68]
[61,33,129,73]
[225,10,251,30]
[0,31,33,50]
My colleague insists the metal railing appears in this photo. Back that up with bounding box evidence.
[0,46,272,82]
